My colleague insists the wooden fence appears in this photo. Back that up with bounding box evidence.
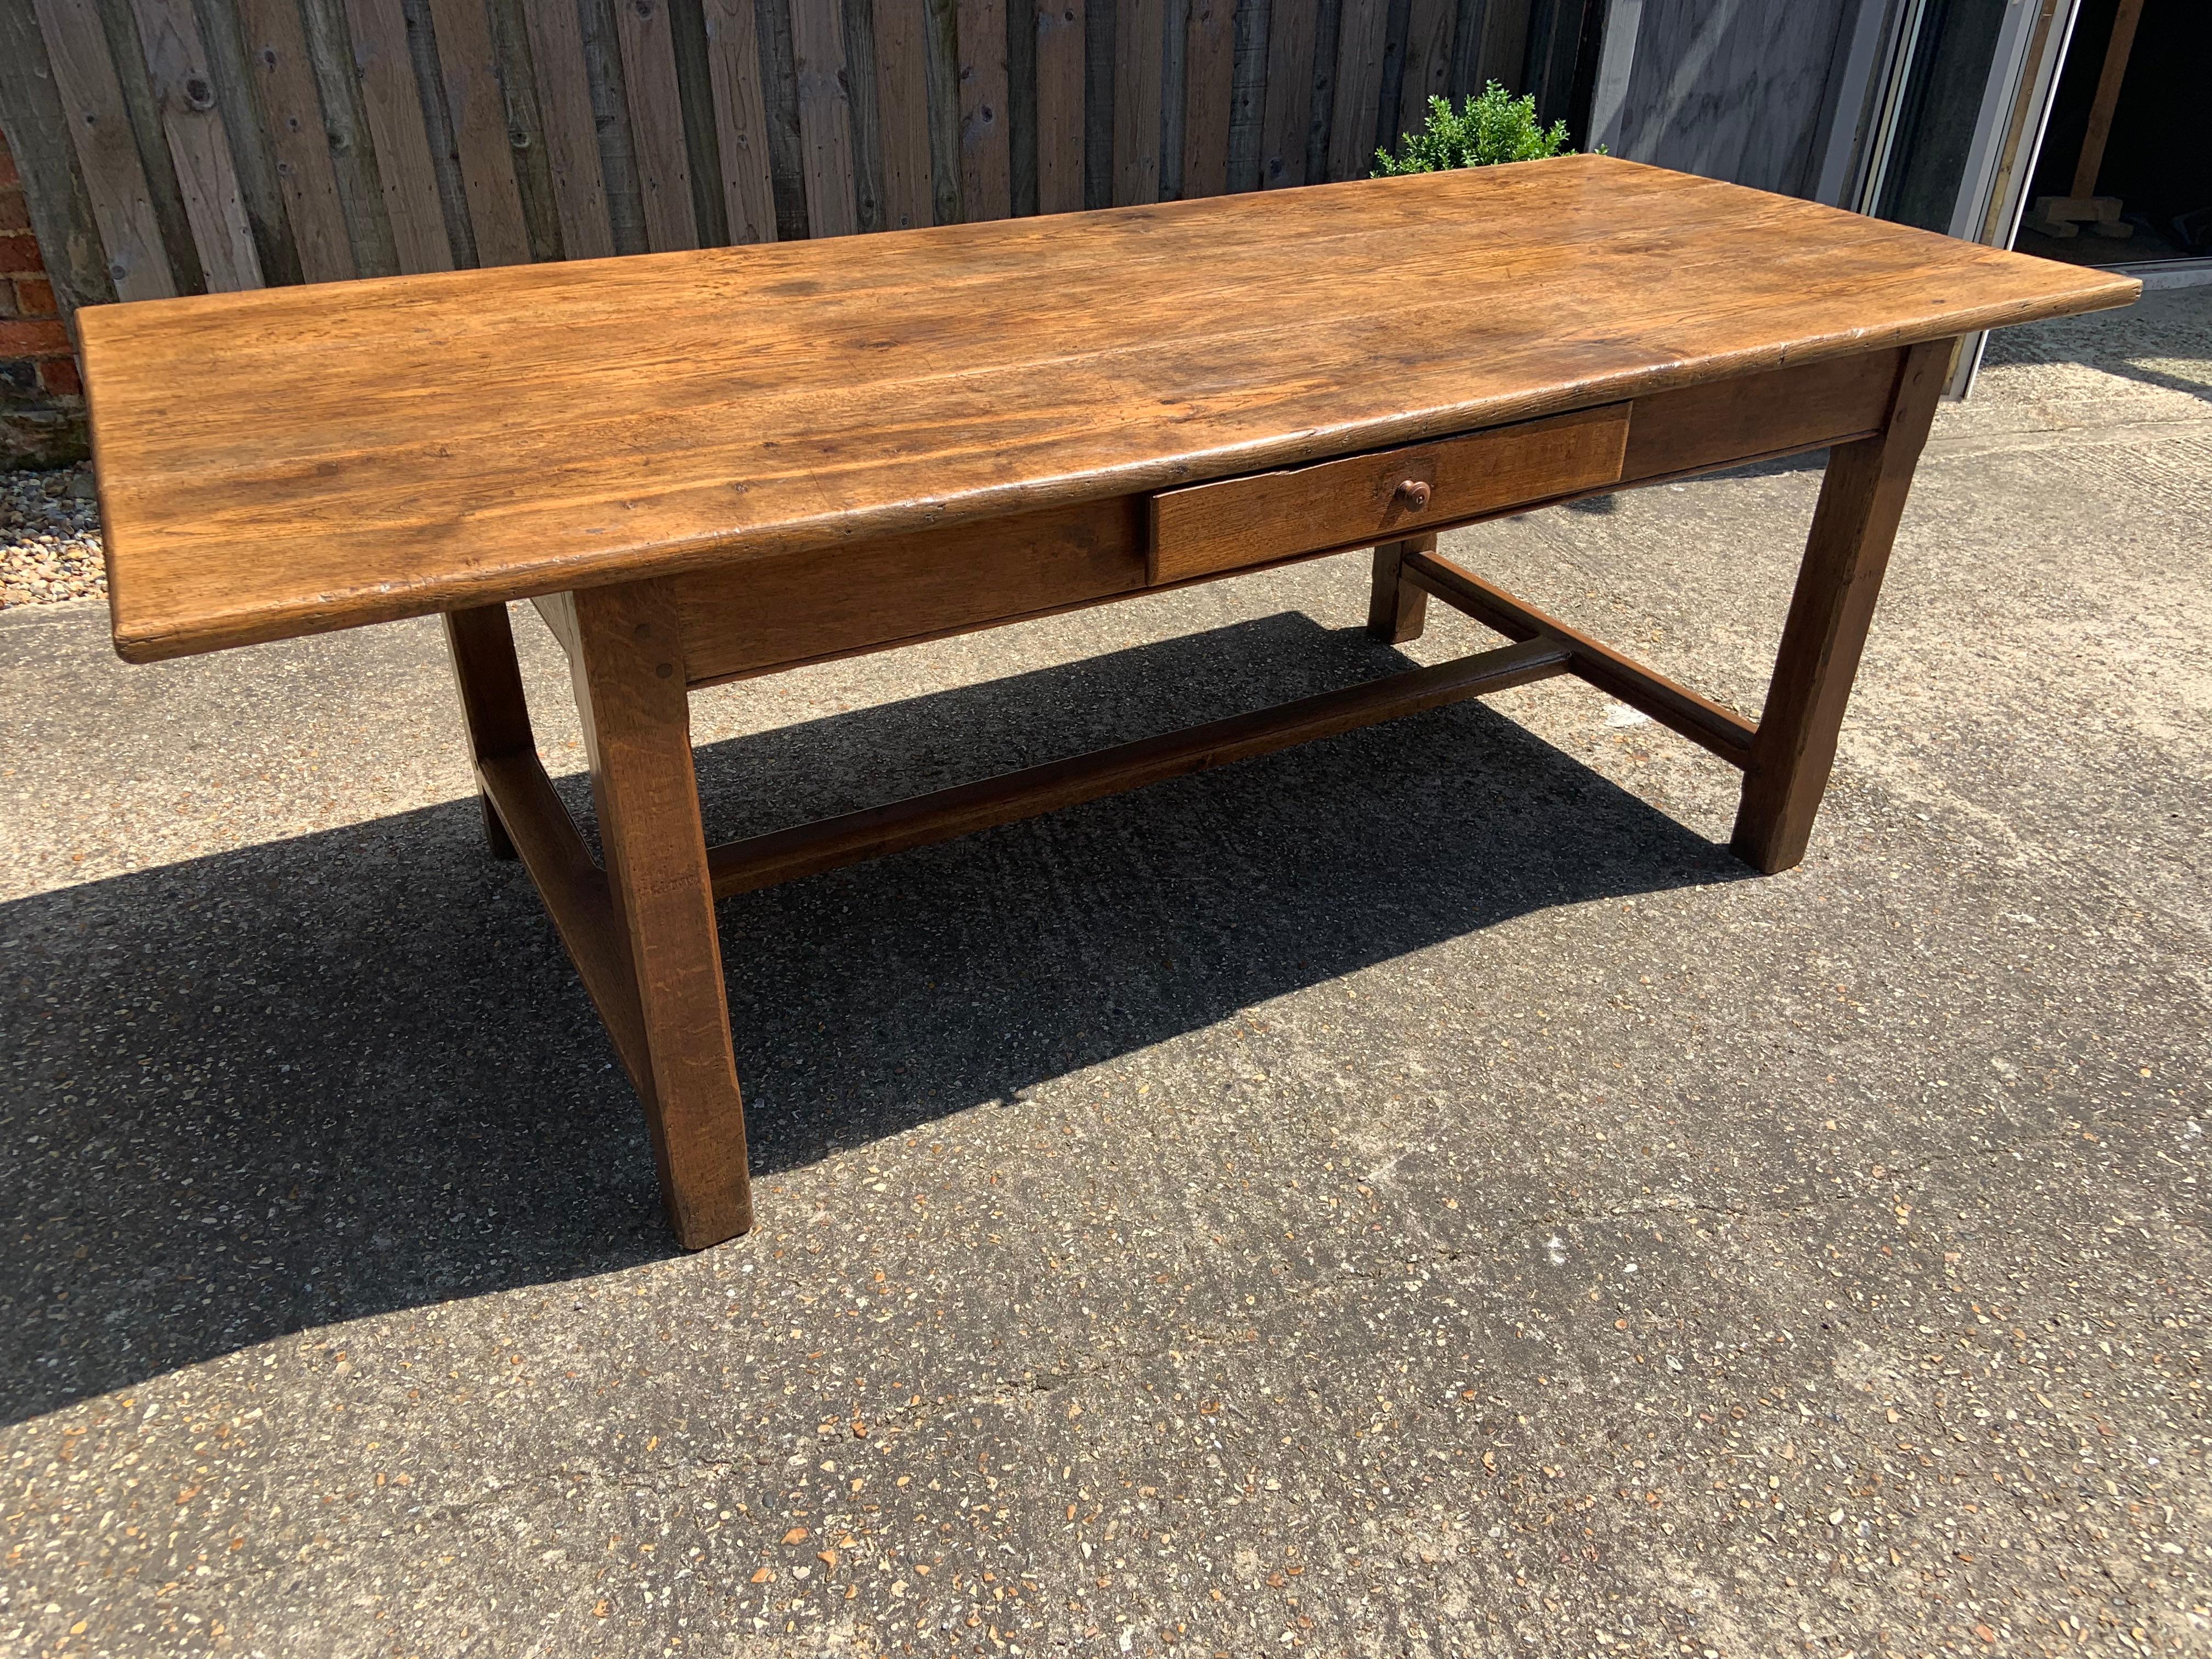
[0,0,1594,311]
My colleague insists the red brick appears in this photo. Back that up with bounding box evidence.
[14,276,56,318]
[0,190,30,233]
[0,232,44,276]
[0,318,70,354]
[37,354,82,397]
[0,145,19,192]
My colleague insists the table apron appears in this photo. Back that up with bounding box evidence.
[614,347,1903,692]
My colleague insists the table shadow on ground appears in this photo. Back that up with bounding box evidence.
[1,611,1752,1423]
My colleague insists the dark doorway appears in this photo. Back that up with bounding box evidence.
[2018,0,2212,264]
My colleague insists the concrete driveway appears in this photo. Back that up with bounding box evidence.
[3,289,2208,1658]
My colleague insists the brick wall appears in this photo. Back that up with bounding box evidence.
[0,125,88,469]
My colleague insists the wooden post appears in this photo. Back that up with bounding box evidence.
[569,578,754,1248]
[2070,0,2143,202]
[2025,0,2142,239]
[442,603,532,859]
[1366,534,1435,644]
[1730,340,1949,875]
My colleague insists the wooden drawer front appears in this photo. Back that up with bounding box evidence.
[1149,403,1630,584]
[672,496,1146,686]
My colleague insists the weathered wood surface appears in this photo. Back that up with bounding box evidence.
[616,0,699,250]
[955,0,1010,219]
[1111,0,1164,204]
[79,157,2135,662]
[342,0,454,272]
[870,0,933,229]
[703,0,781,243]
[27,0,177,298]
[129,0,262,289]
[523,0,617,259]
[791,0,860,234]
[9,0,1638,311]
[235,0,356,282]
[1032,0,1084,212]
[425,0,532,265]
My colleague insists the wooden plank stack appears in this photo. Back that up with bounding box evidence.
[0,0,1594,311]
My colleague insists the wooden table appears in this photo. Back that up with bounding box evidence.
[77,156,2136,1249]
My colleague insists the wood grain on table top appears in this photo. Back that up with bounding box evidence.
[78,154,2138,662]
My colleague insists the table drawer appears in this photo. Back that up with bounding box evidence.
[1148,402,1629,584]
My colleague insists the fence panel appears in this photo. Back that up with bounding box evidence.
[2,0,1586,313]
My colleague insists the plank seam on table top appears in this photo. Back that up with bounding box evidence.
[77,156,2141,661]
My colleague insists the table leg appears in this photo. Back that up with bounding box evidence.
[569,578,754,1248]
[443,603,531,860]
[1367,534,1435,644]
[1731,340,1949,874]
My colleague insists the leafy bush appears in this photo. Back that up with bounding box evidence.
[1374,83,1577,177]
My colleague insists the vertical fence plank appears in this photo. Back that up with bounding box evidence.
[577,0,647,251]
[129,0,264,286]
[398,0,479,263]
[486,0,567,260]
[667,0,729,243]
[1255,0,1308,185]
[521,0,613,256]
[1222,0,1263,190]
[1177,0,1230,195]
[919,0,958,222]
[1390,0,1446,154]
[955,0,1007,217]
[345,0,456,267]
[1301,0,1337,177]
[703,0,778,239]
[30,0,179,296]
[756,0,810,238]
[837,0,884,228]
[868,0,929,228]
[790,0,856,232]
[1079,0,1109,205]
[1324,0,1383,179]
[1476,0,1525,93]
[1520,0,1579,120]
[196,0,307,284]
[1032,0,1080,211]
[425,0,532,262]
[1005,0,1032,212]
[1109,0,1159,202]
[616,0,699,246]
[1444,0,1477,95]
[296,0,398,275]
[7,0,127,309]
[1156,0,1183,196]
[92,0,207,289]
[233,0,354,279]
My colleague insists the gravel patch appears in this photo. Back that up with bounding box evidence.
[1,464,103,609]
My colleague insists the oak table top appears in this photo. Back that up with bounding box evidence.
[78,154,2135,664]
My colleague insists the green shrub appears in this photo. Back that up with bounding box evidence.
[1374,83,1577,177]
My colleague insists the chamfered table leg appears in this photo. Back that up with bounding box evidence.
[569,577,754,1248]
[443,603,531,860]
[1731,340,1950,875]
[1367,534,1435,644]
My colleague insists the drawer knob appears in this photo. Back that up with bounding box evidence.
[1394,478,1434,510]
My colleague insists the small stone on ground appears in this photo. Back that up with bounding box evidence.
[1,464,103,609]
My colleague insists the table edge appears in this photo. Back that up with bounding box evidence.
[103,278,2140,664]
